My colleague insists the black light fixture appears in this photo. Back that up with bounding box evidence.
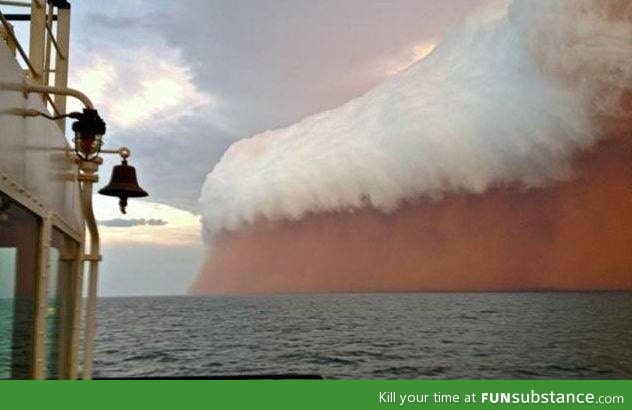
[98,149,148,214]
[70,108,106,161]
[27,107,106,162]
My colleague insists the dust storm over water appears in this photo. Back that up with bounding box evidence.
[193,0,632,294]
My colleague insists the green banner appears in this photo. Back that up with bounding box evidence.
[0,380,628,409]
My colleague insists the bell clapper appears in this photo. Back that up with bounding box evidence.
[119,197,128,214]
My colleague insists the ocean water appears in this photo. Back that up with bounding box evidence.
[93,292,632,379]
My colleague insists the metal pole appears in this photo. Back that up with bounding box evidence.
[53,2,70,131]
[42,3,53,86]
[28,0,46,84]
[0,1,32,7]
[68,237,84,379]
[0,80,94,108]
[31,213,53,379]
[78,159,101,380]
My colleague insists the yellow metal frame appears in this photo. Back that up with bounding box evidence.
[0,170,84,379]
[0,0,71,118]
[0,1,102,380]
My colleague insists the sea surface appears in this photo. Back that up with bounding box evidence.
[93,292,632,379]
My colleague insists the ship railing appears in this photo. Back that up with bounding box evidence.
[0,0,85,381]
[0,0,70,130]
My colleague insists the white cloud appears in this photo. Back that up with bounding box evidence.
[199,0,631,239]
[381,42,437,76]
[93,197,201,246]
[69,44,214,130]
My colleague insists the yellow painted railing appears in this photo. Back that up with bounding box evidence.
[0,0,71,128]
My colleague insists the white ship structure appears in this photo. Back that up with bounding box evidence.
[0,0,144,379]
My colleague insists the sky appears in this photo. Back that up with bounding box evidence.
[62,0,484,296]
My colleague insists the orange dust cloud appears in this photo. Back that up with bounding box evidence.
[192,112,632,294]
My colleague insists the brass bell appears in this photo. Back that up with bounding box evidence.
[98,158,148,214]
